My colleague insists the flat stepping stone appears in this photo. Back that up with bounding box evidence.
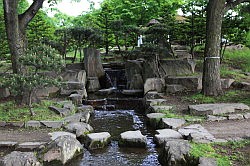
[119,130,147,148]
[147,99,168,106]
[154,129,183,146]
[189,103,249,115]
[16,142,47,151]
[40,121,64,128]
[48,131,76,141]
[227,114,244,120]
[151,105,173,113]
[199,157,217,166]
[121,89,143,96]
[146,113,165,129]
[178,124,215,143]
[159,118,186,129]
[26,121,41,128]
[207,115,227,121]
[85,132,111,150]
[0,141,18,148]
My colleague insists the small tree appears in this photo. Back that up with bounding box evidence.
[2,44,64,116]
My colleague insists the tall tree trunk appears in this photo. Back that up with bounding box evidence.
[3,0,44,73]
[202,0,225,96]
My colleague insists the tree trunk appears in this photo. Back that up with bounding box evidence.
[3,0,44,74]
[202,0,225,96]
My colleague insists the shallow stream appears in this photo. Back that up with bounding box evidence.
[67,107,161,166]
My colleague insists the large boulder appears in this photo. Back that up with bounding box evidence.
[41,135,83,165]
[165,76,202,91]
[144,78,165,94]
[125,60,144,89]
[84,48,105,78]
[158,140,195,166]
[119,130,147,148]
[0,151,41,166]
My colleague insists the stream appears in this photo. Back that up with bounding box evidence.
[67,102,161,166]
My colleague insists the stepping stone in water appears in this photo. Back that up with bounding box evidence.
[146,113,165,129]
[85,132,111,150]
[189,103,249,115]
[119,130,147,148]
[154,129,183,146]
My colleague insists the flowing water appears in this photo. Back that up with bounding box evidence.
[67,108,161,166]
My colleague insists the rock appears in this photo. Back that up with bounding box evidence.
[119,130,147,148]
[87,77,101,92]
[147,113,166,129]
[125,60,144,89]
[189,103,249,115]
[85,132,111,150]
[60,89,87,98]
[84,48,105,78]
[121,89,143,96]
[63,102,75,112]
[7,122,25,127]
[158,140,193,166]
[98,87,116,95]
[227,114,244,120]
[64,122,93,138]
[159,118,186,129]
[147,99,168,106]
[65,81,85,90]
[16,142,47,151]
[178,124,215,143]
[36,86,59,98]
[221,79,235,89]
[154,129,183,146]
[0,151,41,166]
[48,131,76,141]
[242,82,250,91]
[0,141,18,148]
[151,105,173,113]
[166,84,185,93]
[25,121,41,128]
[40,121,64,128]
[41,135,83,165]
[243,113,250,119]
[144,91,164,100]
[165,76,202,91]
[207,115,227,121]
[77,105,94,114]
[0,88,10,98]
[0,121,6,127]
[63,112,90,123]
[61,70,87,84]
[198,157,217,166]
[48,106,73,117]
[69,94,83,105]
[144,78,165,94]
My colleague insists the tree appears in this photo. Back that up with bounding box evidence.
[202,0,250,96]
[2,44,64,115]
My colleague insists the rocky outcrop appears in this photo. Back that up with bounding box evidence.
[0,151,41,166]
[41,135,83,165]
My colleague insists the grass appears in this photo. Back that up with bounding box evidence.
[223,48,250,72]
[184,90,250,106]
[0,100,66,122]
[190,143,231,166]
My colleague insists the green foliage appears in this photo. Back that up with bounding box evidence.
[0,100,64,121]
[1,44,64,110]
